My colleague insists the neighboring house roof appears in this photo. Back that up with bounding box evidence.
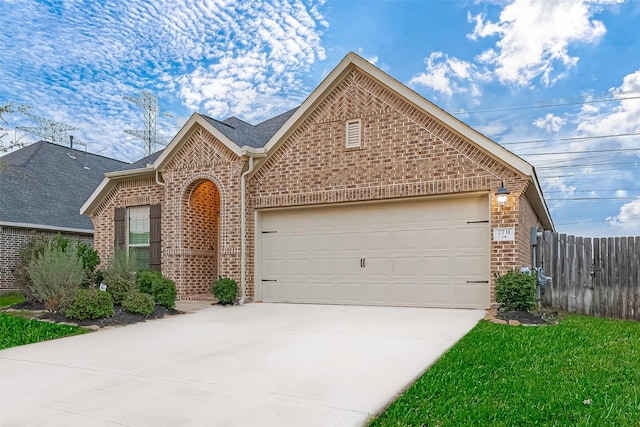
[81,52,553,230]
[1,141,128,233]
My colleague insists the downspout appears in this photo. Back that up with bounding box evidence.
[239,150,266,304]
[155,168,166,187]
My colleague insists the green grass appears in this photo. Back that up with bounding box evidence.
[0,313,86,350]
[372,315,640,427]
[0,291,26,308]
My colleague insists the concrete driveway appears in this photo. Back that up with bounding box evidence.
[1,303,483,426]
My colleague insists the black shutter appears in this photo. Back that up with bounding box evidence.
[149,204,161,271]
[114,207,125,249]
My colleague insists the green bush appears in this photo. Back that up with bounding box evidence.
[103,248,137,283]
[77,241,100,285]
[495,270,537,311]
[27,241,84,312]
[15,232,63,301]
[122,290,155,316]
[102,248,137,304]
[152,277,177,309]
[212,276,237,305]
[136,270,163,295]
[103,276,133,305]
[64,289,114,320]
[136,270,177,309]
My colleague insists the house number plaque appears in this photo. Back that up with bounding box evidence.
[493,227,515,242]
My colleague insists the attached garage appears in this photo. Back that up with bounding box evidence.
[257,194,490,309]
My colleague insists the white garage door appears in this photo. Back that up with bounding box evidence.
[258,195,490,308]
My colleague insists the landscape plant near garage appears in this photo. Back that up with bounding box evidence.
[64,288,114,320]
[495,270,536,311]
[212,276,237,305]
[372,315,640,426]
[122,289,156,316]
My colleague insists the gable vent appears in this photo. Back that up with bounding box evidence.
[345,119,361,148]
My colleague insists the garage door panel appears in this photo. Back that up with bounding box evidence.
[455,227,489,249]
[334,283,362,303]
[287,259,310,276]
[454,283,490,307]
[310,258,334,276]
[286,282,310,302]
[260,195,490,308]
[392,230,422,250]
[334,233,361,251]
[454,255,487,277]
[422,229,454,249]
[263,235,286,253]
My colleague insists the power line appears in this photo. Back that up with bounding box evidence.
[518,147,640,156]
[544,188,640,193]
[501,131,640,146]
[546,197,637,201]
[453,95,640,116]
[536,161,638,170]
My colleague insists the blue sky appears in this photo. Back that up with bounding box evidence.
[1,0,639,237]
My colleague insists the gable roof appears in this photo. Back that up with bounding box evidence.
[1,141,128,233]
[81,52,552,230]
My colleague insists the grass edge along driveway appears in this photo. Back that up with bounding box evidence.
[0,313,86,350]
[372,315,640,427]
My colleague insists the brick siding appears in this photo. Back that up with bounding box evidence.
[89,66,546,304]
[0,226,92,292]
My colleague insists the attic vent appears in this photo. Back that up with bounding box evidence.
[345,119,361,148]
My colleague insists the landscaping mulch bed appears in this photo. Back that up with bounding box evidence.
[11,301,182,328]
[496,308,560,325]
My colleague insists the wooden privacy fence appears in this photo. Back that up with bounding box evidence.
[539,231,640,321]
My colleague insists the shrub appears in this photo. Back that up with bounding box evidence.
[77,241,100,286]
[27,241,84,312]
[15,232,64,301]
[122,290,155,316]
[103,276,133,305]
[64,289,114,320]
[212,276,237,305]
[103,248,137,283]
[136,270,163,295]
[495,270,537,311]
[102,248,137,304]
[152,277,177,309]
[135,270,177,309]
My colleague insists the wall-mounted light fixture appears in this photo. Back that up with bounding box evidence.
[495,181,510,207]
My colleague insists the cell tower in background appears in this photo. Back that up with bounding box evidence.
[16,106,78,145]
[125,91,171,157]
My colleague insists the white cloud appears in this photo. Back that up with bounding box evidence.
[0,0,327,161]
[533,113,566,132]
[607,197,640,234]
[468,0,606,87]
[409,52,486,99]
[576,70,640,142]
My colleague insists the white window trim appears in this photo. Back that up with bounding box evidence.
[345,119,361,148]
[126,206,150,268]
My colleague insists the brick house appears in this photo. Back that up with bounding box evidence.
[0,141,127,291]
[82,52,553,308]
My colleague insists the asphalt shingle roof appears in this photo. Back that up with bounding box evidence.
[0,141,128,231]
[202,107,298,149]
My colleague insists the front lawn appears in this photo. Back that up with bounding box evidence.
[0,291,26,308]
[0,313,86,350]
[372,315,640,426]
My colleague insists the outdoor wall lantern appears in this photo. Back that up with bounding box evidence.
[495,181,510,207]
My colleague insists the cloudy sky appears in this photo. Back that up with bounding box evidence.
[1,0,639,237]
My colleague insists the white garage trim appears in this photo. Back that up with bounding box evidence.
[255,193,491,308]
